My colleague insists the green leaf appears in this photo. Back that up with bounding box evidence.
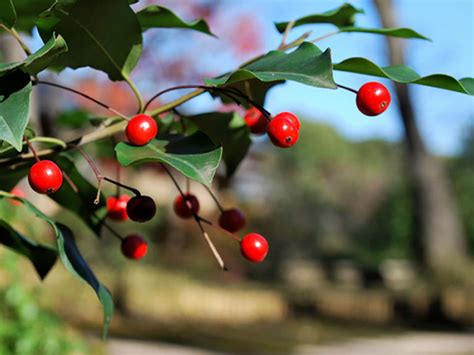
[115,132,222,186]
[185,112,251,177]
[56,224,113,338]
[0,34,68,78]
[339,27,429,40]
[22,34,68,75]
[37,0,142,81]
[0,0,16,28]
[50,155,105,237]
[0,220,57,280]
[136,5,214,36]
[0,191,113,338]
[334,58,474,95]
[11,0,55,33]
[205,42,336,89]
[275,3,363,32]
[0,71,32,151]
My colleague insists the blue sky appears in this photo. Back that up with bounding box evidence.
[38,0,473,156]
[187,0,473,155]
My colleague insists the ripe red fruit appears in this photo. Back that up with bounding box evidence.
[126,195,156,222]
[240,233,268,263]
[121,234,148,260]
[173,193,200,219]
[106,194,131,221]
[125,114,158,146]
[356,82,391,116]
[267,117,299,148]
[28,160,63,194]
[218,208,246,233]
[244,107,268,135]
[273,112,300,131]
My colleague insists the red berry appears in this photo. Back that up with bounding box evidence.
[126,114,158,146]
[106,194,131,221]
[356,82,391,116]
[121,234,148,260]
[267,118,299,148]
[240,233,268,263]
[244,107,268,135]
[218,208,246,233]
[273,112,300,131]
[28,160,63,194]
[126,195,156,222]
[173,193,200,219]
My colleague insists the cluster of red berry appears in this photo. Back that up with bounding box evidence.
[24,81,390,268]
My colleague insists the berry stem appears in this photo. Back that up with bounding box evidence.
[336,83,358,94]
[203,185,225,213]
[33,80,129,120]
[161,163,227,271]
[24,135,40,163]
[102,177,141,197]
[199,217,242,243]
[62,171,79,193]
[102,221,124,241]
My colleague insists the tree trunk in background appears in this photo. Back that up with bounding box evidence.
[373,0,467,274]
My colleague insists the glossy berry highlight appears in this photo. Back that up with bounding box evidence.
[121,234,148,260]
[240,233,268,263]
[173,193,200,219]
[107,194,131,221]
[218,208,246,233]
[244,107,268,135]
[267,116,299,148]
[273,111,300,131]
[28,160,63,194]
[356,82,391,116]
[126,114,158,146]
[126,195,157,223]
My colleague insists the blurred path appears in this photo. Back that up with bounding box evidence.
[297,332,474,355]
[107,338,217,355]
[108,332,473,354]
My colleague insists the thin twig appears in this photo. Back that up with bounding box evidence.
[199,217,241,242]
[0,24,32,56]
[310,30,341,44]
[102,222,124,241]
[337,83,358,94]
[203,184,224,213]
[24,136,40,162]
[278,20,295,50]
[62,171,79,193]
[34,80,129,120]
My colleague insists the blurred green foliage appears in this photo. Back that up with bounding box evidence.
[0,253,88,355]
[246,120,473,278]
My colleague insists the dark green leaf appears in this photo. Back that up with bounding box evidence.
[0,161,30,191]
[50,154,105,237]
[136,5,214,36]
[339,27,429,40]
[334,57,474,95]
[0,191,113,338]
[115,132,222,186]
[205,42,336,89]
[11,0,55,33]
[186,112,251,177]
[37,0,142,81]
[275,3,363,32]
[0,220,57,280]
[57,223,113,338]
[0,0,16,28]
[0,71,32,151]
